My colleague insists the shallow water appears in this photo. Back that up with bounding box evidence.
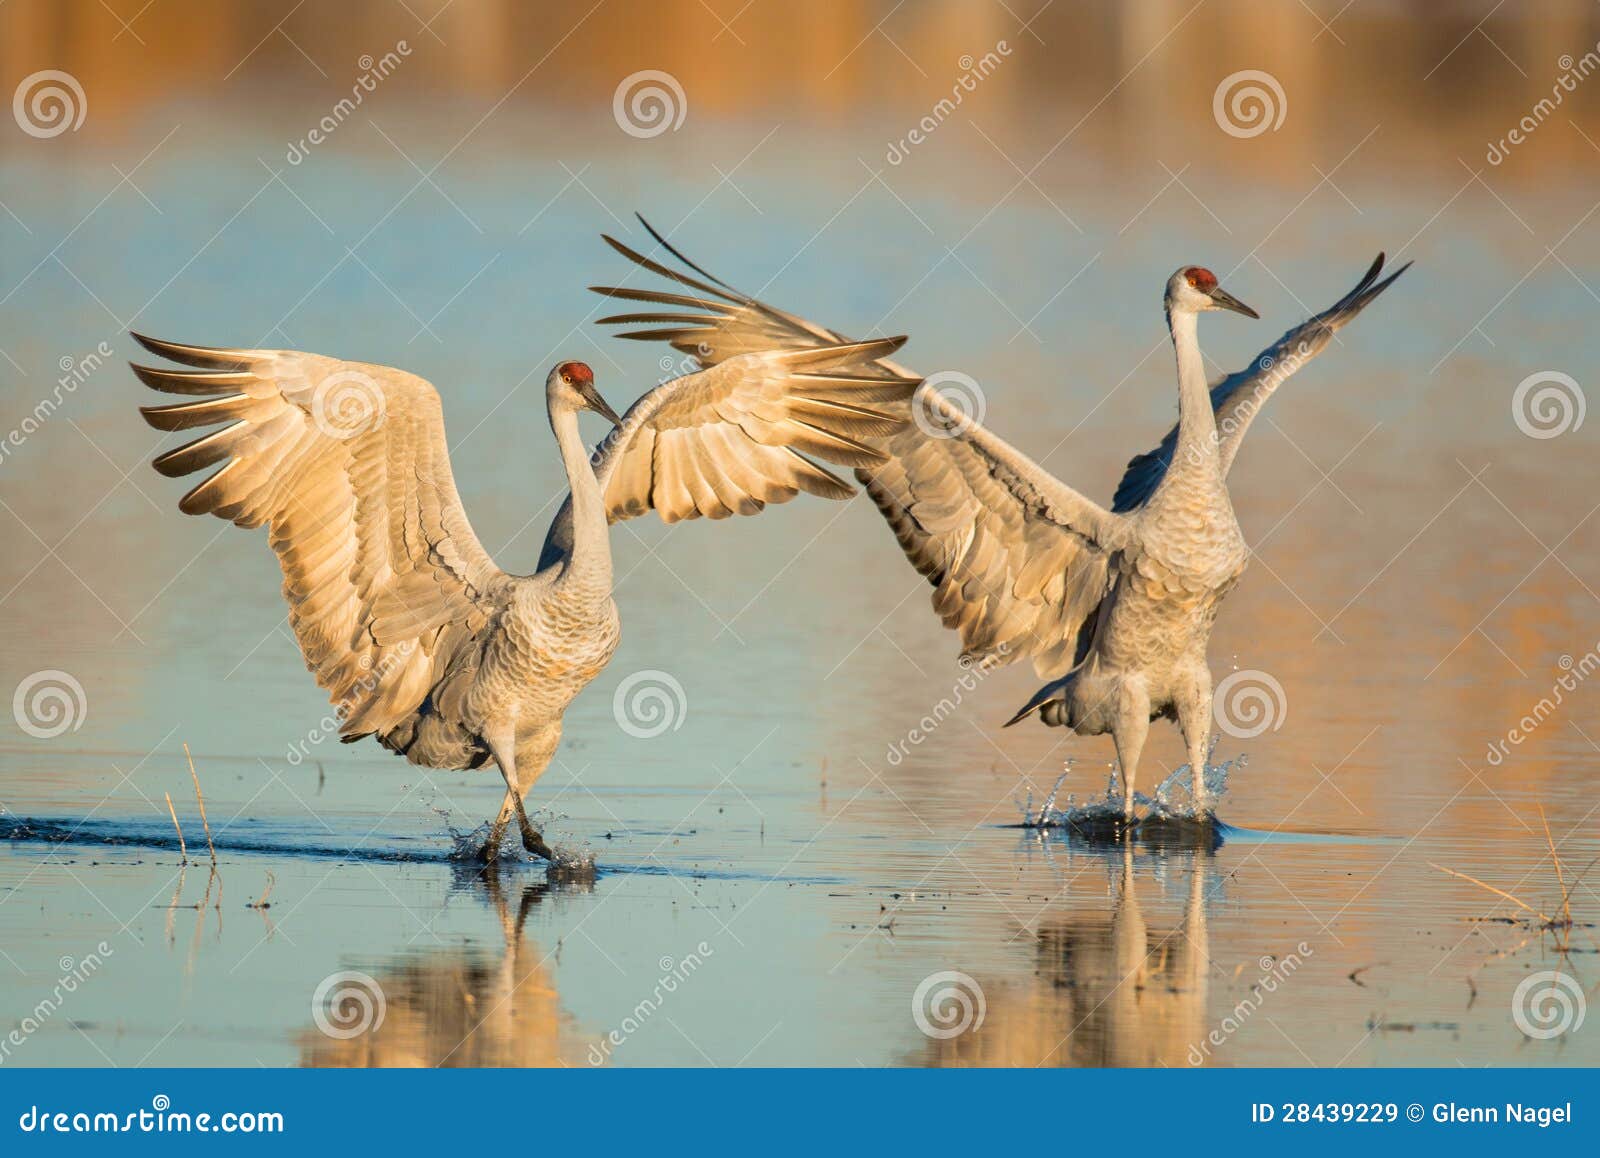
[2,0,1599,1067]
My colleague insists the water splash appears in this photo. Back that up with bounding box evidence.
[444,813,597,878]
[1019,737,1244,829]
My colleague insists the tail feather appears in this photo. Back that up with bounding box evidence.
[1004,675,1075,728]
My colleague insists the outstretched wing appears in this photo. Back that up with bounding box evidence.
[1111,253,1409,513]
[135,335,507,737]
[859,389,1118,676]
[587,218,1127,677]
[539,337,920,568]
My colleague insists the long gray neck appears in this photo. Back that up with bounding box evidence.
[1168,307,1218,467]
[549,405,612,594]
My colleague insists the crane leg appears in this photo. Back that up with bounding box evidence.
[482,724,560,864]
[1110,682,1150,824]
[482,782,516,864]
[1176,667,1213,815]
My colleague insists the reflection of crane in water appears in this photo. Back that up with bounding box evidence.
[594,224,1406,820]
[919,842,1212,1067]
[299,870,595,1067]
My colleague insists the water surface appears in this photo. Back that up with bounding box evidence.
[1,0,1597,1067]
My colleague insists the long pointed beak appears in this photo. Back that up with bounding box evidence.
[583,384,622,427]
[1208,286,1259,319]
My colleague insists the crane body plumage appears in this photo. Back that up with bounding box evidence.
[593,218,1408,820]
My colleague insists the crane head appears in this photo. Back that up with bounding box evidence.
[1166,266,1259,318]
[548,360,622,426]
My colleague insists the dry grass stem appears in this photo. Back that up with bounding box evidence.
[184,742,217,866]
[163,791,187,864]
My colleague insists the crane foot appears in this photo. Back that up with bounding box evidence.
[520,822,556,862]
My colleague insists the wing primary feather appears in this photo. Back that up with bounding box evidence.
[140,394,273,431]
[131,365,258,395]
[130,332,258,370]
[780,449,854,500]
[588,285,733,313]
[600,235,744,304]
[151,421,249,477]
[594,312,724,326]
[615,327,720,343]
[634,213,746,294]
[771,336,907,370]
[782,420,888,467]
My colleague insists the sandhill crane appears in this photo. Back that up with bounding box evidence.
[134,331,917,859]
[590,219,1407,822]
